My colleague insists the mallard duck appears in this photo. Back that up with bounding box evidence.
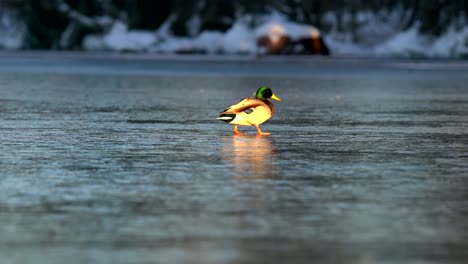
[217,86,282,136]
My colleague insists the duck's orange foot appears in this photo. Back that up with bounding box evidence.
[232,125,245,135]
[232,132,247,138]
[255,125,270,136]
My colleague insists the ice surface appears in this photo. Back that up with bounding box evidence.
[1,54,467,264]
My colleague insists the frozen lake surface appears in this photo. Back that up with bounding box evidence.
[1,52,467,263]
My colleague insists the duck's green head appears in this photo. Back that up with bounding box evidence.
[255,86,282,101]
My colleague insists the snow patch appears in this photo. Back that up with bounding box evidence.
[156,31,224,54]
[223,21,255,54]
[197,31,225,53]
[83,21,156,51]
[374,27,429,57]
[431,26,468,58]
[0,9,25,49]
[374,25,468,58]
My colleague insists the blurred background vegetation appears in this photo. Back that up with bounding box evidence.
[1,0,467,50]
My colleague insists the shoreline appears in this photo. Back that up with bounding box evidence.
[1,49,468,63]
[0,50,467,78]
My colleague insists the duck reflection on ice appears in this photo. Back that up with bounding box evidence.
[221,135,277,180]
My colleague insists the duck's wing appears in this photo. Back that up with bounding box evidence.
[220,98,266,115]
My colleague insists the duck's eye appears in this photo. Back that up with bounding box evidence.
[244,108,254,114]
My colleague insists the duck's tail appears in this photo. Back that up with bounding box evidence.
[217,114,236,123]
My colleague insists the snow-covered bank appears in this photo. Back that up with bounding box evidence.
[323,10,468,58]
[1,8,467,58]
[80,11,468,58]
[323,25,468,59]
[81,13,328,55]
[374,26,468,58]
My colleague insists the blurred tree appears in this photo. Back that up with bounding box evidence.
[18,0,117,49]
[20,0,68,49]
[199,0,235,32]
[121,0,171,30]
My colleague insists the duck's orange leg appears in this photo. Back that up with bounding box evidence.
[255,125,270,136]
[233,125,245,135]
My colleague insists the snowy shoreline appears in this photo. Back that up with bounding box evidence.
[2,8,467,59]
[1,50,468,79]
[1,50,468,63]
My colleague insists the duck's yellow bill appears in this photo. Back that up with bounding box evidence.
[271,93,282,101]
